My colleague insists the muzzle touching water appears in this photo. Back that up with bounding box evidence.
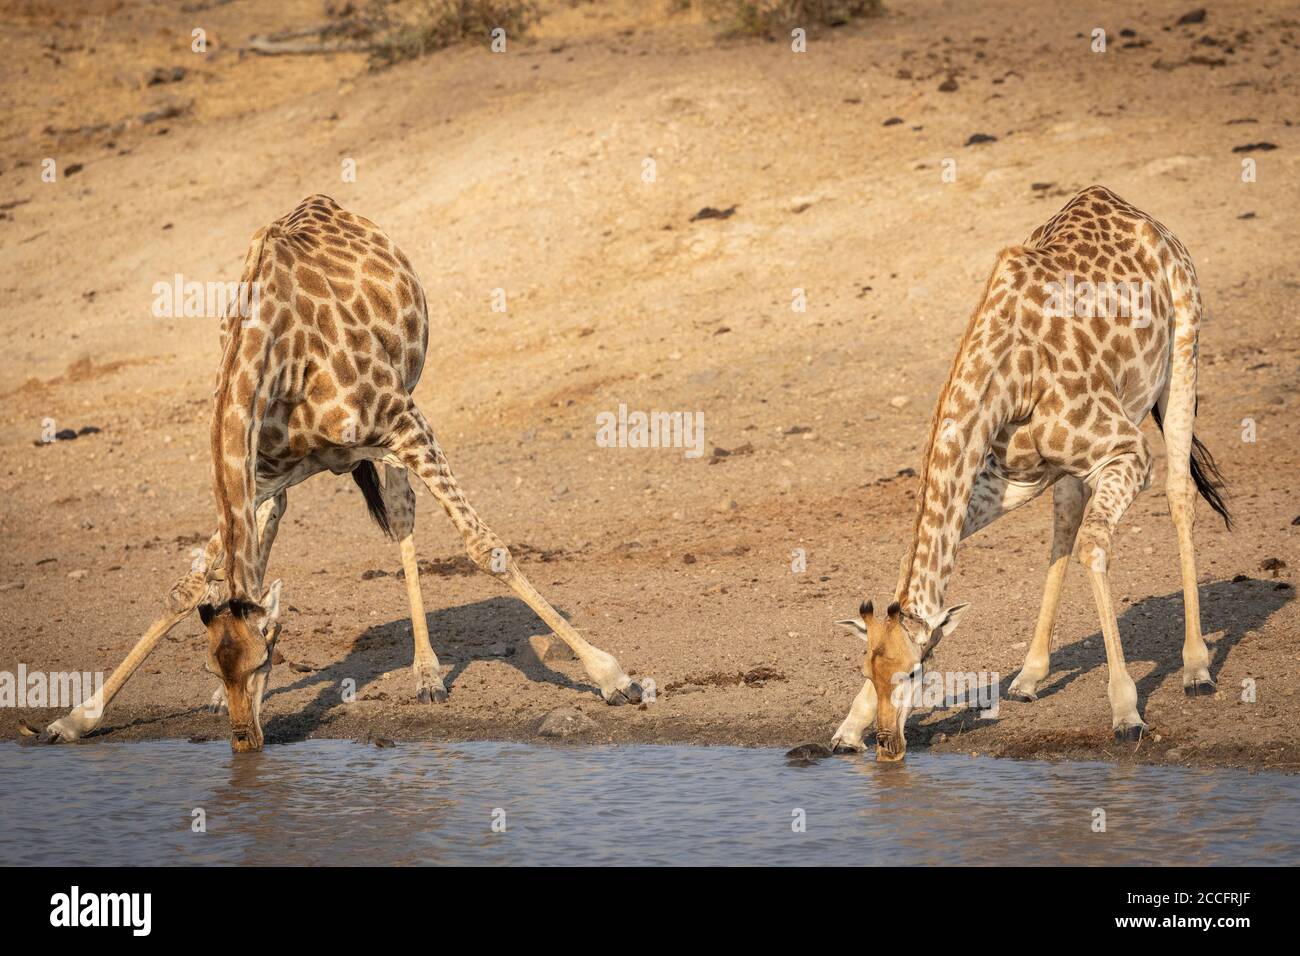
[875,730,906,762]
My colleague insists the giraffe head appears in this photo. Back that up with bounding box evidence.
[198,580,282,753]
[836,599,968,761]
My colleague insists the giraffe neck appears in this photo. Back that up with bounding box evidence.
[896,324,1015,628]
[211,231,275,603]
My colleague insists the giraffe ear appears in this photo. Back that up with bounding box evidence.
[916,603,969,661]
[933,603,970,639]
[261,579,283,626]
[835,619,869,641]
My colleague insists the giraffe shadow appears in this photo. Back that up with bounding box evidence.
[920,577,1291,739]
[262,595,596,743]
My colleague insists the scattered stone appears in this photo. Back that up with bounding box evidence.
[520,633,575,665]
[785,743,833,760]
[1232,573,1251,583]
[937,76,959,92]
[146,65,188,86]
[783,424,812,435]
[1231,142,1277,153]
[709,441,754,464]
[487,642,513,658]
[689,205,736,222]
[537,707,596,738]
[889,395,910,409]
[1260,557,1287,573]
[882,116,904,126]
[715,498,738,513]
[1175,8,1206,26]
[67,569,88,580]
[0,581,24,592]
[965,133,997,146]
[683,553,697,565]
[360,568,389,580]
[790,195,818,213]
[1238,212,1256,220]
[366,734,396,748]
[1291,515,1300,525]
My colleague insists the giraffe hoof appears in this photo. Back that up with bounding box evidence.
[207,702,229,716]
[604,681,642,706]
[417,685,449,704]
[1113,724,1146,743]
[1008,689,1039,703]
[831,740,865,755]
[1183,681,1216,698]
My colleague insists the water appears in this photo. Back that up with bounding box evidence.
[1,740,1296,866]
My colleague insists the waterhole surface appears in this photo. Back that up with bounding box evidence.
[2,740,1295,865]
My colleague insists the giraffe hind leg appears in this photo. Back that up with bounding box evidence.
[1008,476,1088,702]
[381,465,448,704]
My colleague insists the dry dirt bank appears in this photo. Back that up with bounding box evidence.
[1,0,1297,770]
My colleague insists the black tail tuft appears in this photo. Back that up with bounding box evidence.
[1150,405,1232,530]
[351,461,393,538]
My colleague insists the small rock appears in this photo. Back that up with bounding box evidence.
[785,743,833,760]
[0,581,24,592]
[67,569,88,580]
[487,642,514,658]
[889,395,910,409]
[715,498,738,513]
[965,133,998,146]
[1231,142,1278,153]
[538,707,596,738]
[689,205,736,222]
[1174,8,1206,26]
[360,568,389,580]
[882,116,904,126]
[937,77,959,92]
[682,553,697,565]
[1260,557,1287,573]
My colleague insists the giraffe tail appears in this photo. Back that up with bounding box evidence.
[351,462,393,538]
[1150,404,1232,530]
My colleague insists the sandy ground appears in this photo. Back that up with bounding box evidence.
[1,0,1297,770]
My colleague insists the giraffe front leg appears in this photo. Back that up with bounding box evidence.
[39,533,223,743]
[1076,446,1151,741]
[830,679,878,753]
[390,412,640,705]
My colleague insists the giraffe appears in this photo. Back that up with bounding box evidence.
[41,195,642,752]
[830,185,1229,761]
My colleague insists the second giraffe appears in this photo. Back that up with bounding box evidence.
[832,185,1229,761]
